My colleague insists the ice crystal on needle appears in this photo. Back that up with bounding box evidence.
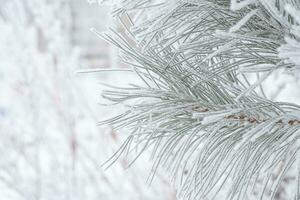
[98,0,300,199]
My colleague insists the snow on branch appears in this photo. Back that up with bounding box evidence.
[99,0,300,199]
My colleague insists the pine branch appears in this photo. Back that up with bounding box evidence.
[99,0,300,199]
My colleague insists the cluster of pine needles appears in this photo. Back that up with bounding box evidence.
[96,0,300,199]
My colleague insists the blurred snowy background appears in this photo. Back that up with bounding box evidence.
[0,0,176,199]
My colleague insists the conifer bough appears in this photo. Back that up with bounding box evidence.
[98,0,300,199]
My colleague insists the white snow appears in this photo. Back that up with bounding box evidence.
[278,37,300,68]
[230,0,256,11]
